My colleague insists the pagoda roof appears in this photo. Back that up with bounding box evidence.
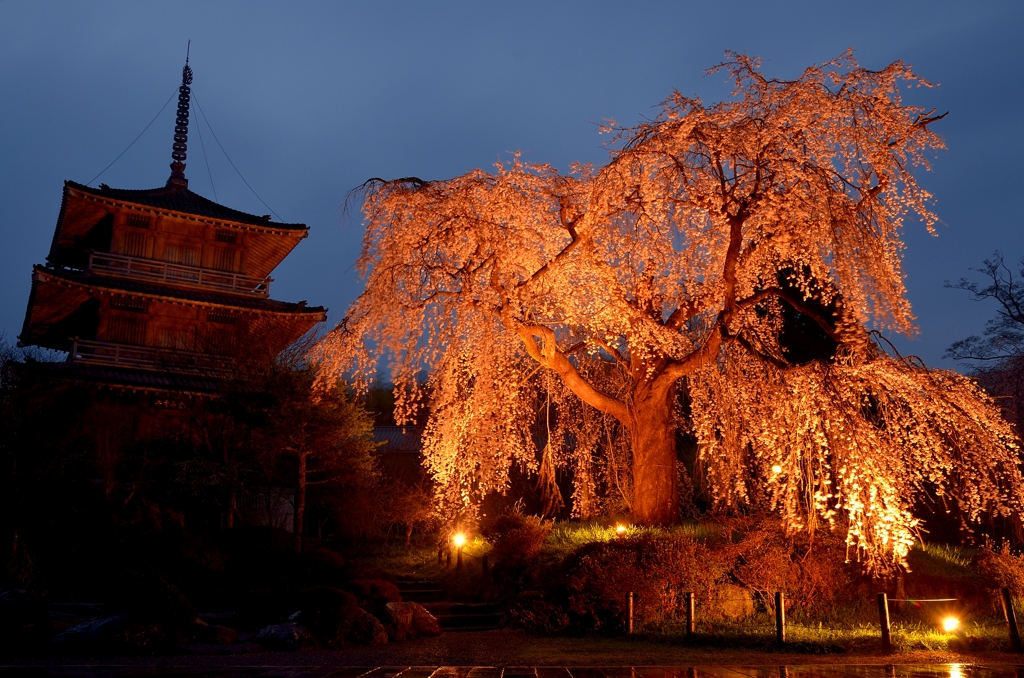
[33,265,327,317]
[65,180,307,232]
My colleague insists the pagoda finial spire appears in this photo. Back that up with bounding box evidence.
[167,41,193,190]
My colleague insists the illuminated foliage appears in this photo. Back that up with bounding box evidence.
[319,52,1023,571]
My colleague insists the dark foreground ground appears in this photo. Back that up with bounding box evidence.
[2,630,1023,676]
[1,662,1023,678]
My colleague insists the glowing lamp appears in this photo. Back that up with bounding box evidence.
[942,616,960,633]
[453,533,466,547]
[615,523,627,535]
[771,465,783,474]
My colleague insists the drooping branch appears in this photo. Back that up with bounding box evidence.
[514,322,630,423]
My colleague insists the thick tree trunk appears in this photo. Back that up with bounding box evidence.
[294,452,307,553]
[630,382,679,525]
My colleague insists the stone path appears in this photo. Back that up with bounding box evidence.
[2,665,1022,677]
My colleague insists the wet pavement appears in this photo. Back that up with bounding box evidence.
[0,665,1022,678]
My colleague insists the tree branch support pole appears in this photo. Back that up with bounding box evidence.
[628,592,635,635]
[1001,587,1022,651]
[775,591,786,645]
[684,591,695,638]
[445,550,451,568]
[456,544,463,571]
[877,593,892,652]
[437,545,443,565]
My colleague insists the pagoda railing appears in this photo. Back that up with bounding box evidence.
[68,338,234,377]
[88,251,271,296]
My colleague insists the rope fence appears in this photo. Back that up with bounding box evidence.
[417,539,1021,653]
[620,587,1022,653]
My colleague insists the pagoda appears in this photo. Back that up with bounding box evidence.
[19,58,326,393]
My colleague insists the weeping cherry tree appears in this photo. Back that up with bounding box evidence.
[318,52,1023,570]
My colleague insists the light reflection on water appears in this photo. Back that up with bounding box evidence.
[2,665,1023,678]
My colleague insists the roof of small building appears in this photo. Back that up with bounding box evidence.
[66,180,307,231]
[373,425,425,453]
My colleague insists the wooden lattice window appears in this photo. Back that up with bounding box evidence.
[127,214,151,229]
[214,229,237,244]
[107,315,146,345]
[158,327,195,351]
[122,232,149,258]
[212,247,236,272]
[163,245,199,267]
[110,296,146,313]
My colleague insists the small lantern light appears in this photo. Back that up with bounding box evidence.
[453,532,466,571]
[942,616,960,633]
[615,523,627,535]
[771,464,783,474]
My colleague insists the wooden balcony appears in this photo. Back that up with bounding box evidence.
[88,251,271,296]
[69,339,234,377]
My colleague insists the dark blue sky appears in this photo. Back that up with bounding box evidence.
[2,1,1022,368]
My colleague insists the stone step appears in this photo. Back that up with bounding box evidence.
[394,575,503,632]
[396,583,444,592]
[423,601,502,614]
[400,589,446,603]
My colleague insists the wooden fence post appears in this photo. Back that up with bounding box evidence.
[437,545,443,565]
[445,549,451,568]
[877,592,892,651]
[775,591,786,645]
[684,591,695,637]
[1001,587,1022,652]
[456,545,463,571]
[628,592,635,634]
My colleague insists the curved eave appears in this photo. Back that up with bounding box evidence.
[32,266,327,320]
[65,184,309,238]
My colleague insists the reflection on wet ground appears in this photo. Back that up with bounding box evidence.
[0,665,1022,678]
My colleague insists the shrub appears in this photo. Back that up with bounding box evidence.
[563,533,727,631]
[976,544,1024,591]
[728,520,854,617]
[482,512,551,570]
[344,564,397,583]
[294,586,361,647]
[344,579,401,619]
[298,548,347,587]
[975,543,1024,614]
